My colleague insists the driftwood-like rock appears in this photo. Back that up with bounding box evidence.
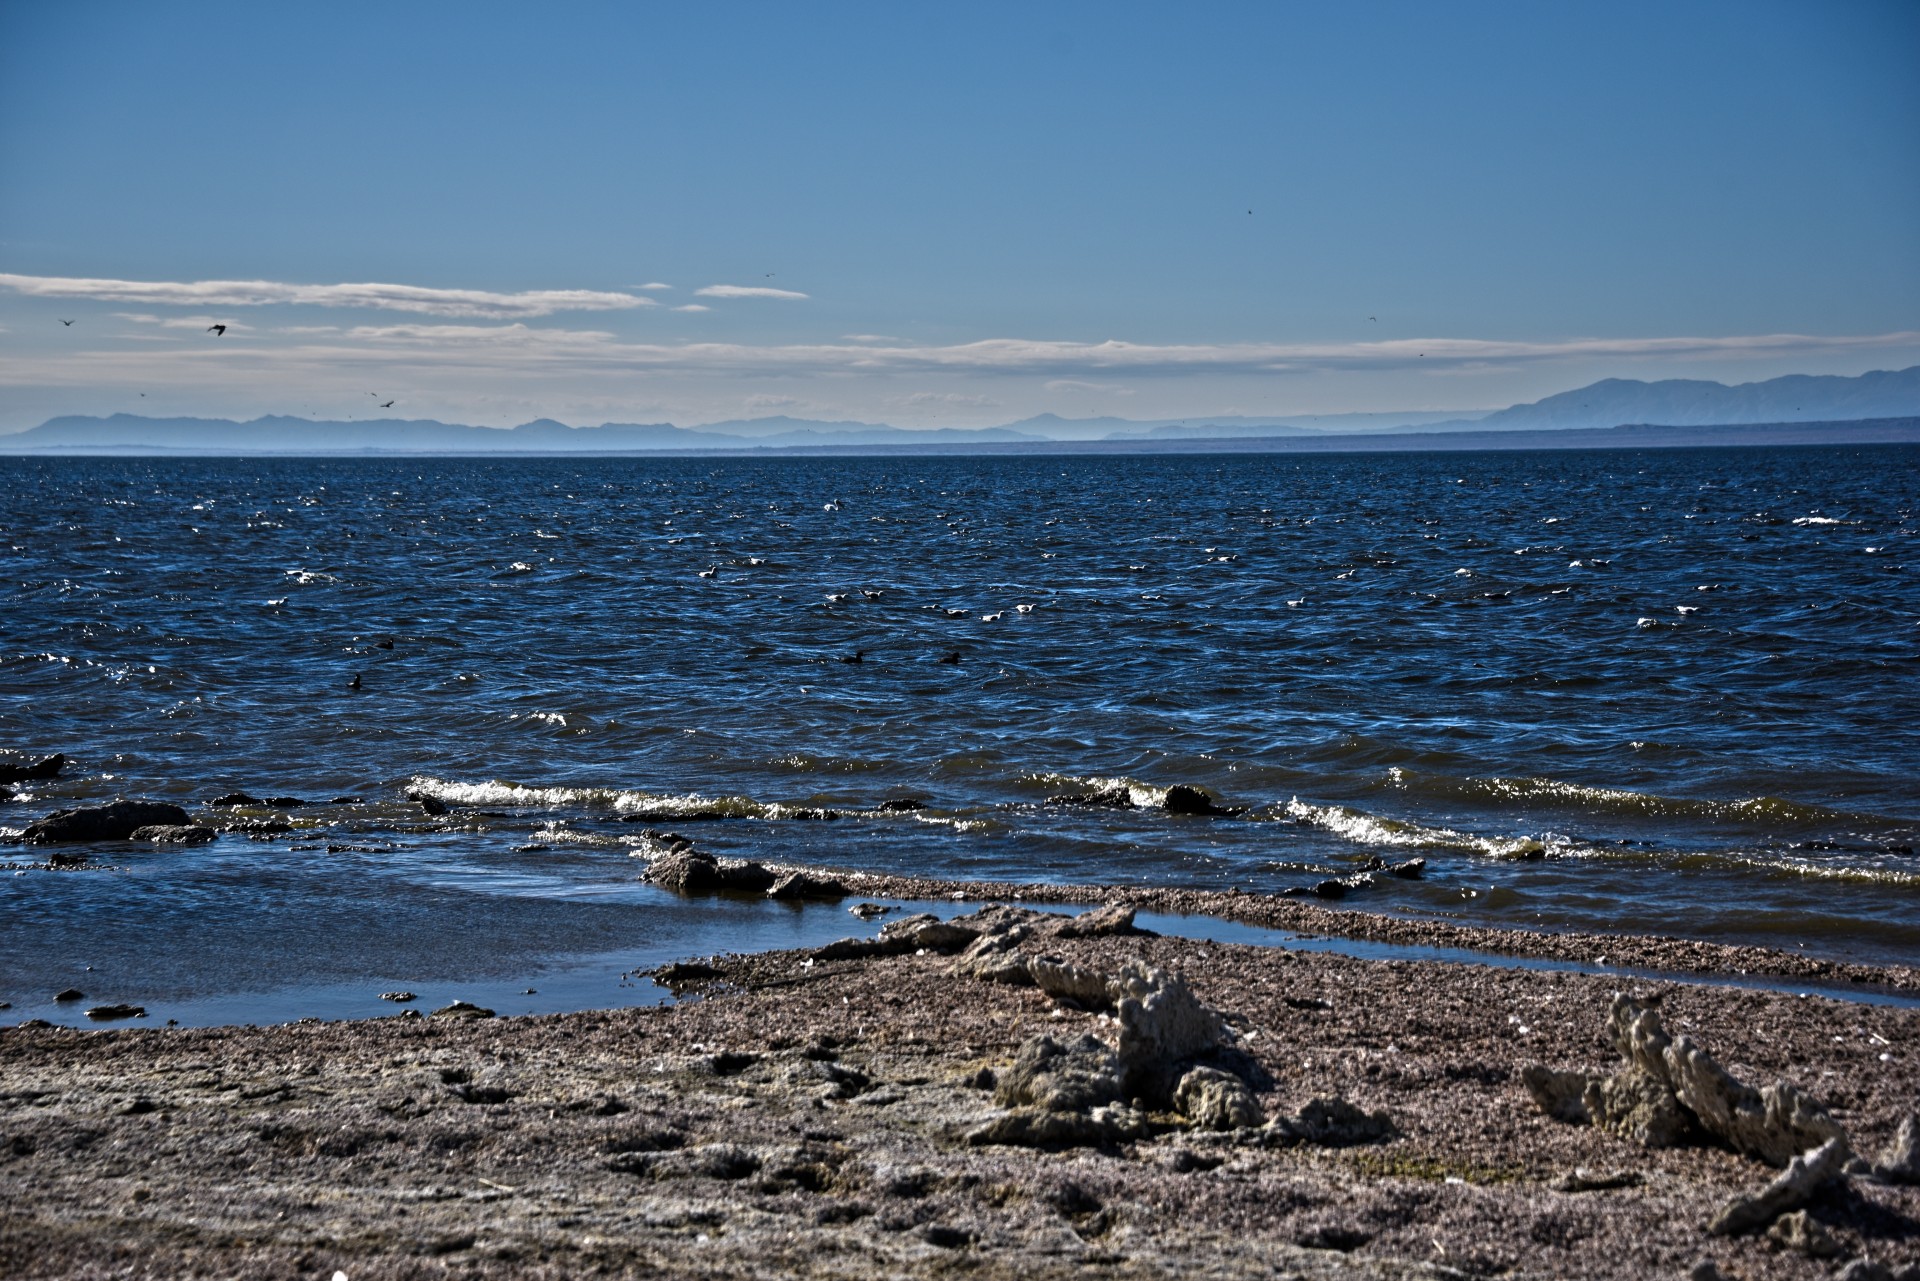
[994,1034,1123,1113]
[1708,1136,1849,1236]
[1112,960,1222,1070]
[1765,1209,1843,1258]
[1524,995,1844,1167]
[25,801,191,844]
[1267,1096,1396,1147]
[765,870,848,901]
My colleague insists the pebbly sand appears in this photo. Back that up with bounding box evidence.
[3,874,1917,1280]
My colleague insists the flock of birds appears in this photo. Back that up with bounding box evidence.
[58,317,404,413]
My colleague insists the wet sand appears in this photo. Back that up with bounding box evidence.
[3,878,1917,1280]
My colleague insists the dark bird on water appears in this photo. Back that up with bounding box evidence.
[374,639,394,650]
[60,319,74,326]
[840,650,864,664]
[207,324,227,336]
[348,672,363,691]
[938,650,961,665]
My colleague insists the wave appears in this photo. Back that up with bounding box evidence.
[1022,771,1172,807]
[1281,798,1552,859]
[1380,768,1907,829]
[406,775,991,830]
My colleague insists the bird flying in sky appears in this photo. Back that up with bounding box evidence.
[207,324,227,336]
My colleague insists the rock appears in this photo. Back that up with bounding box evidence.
[25,800,192,843]
[1707,1135,1849,1236]
[1162,785,1244,816]
[53,988,84,1002]
[1175,1066,1264,1130]
[966,1103,1151,1149]
[0,754,67,785]
[995,1035,1124,1113]
[1526,995,1843,1166]
[208,792,262,807]
[1023,956,1111,1009]
[714,859,777,892]
[647,848,723,893]
[1686,1263,1730,1281]
[1520,1064,1593,1123]
[875,798,923,812]
[649,961,721,984]
[1111,960,1222,1071]
[406,789,448,816]
[263,796,306,808]
[222,818,293,835]
[812,937,892,962]
[1834,1261,1895,1281]
[1054,904,1146,938]
[1872,1113,1920,1184]
[130,825,216,845]
[848,902,892,920]
[877,913,979,953]
[379,991,416,1002]
[430,1001,495,1020]
[1609,995,1844,1166]
[1585,1066,1697,1149]
[1549,1168,1643,1192]
[1269,1096,1396,1147]
[766,870,849,901]
[85,1004,145,1020]
[1362,855,1427,878]
[1764,1209,1842,1258]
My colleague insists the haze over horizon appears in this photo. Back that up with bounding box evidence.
[2,1,1916,432]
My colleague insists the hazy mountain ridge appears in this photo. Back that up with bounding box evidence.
[4,365,1915,453]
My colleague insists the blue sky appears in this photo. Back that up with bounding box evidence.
[1,0,1916,430]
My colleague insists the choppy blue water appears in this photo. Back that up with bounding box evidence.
[3,447,1917,1019]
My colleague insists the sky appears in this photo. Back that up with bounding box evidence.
[1,0,1917,432]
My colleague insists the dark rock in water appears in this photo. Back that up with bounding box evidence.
[635,828,695,853]
[208,792,263,808]
[54,988,85,1002]
[25,801,191,844]
[767,870,849,901]
[0,754,67,785]
[47,852,89,868]
[430,1001,495,1020]
[130,825,216,845]
[379,991,416,1003]
[407,789,448,816]
[849,902,893,920]
[650,961,722,984]
[1162,785,1246,816]
[647,848,723,893]
[1362,855,1427,878]
[263,796,306,808]
[1,787,15,805]
[876,798,924,812]
[85,1004,145,1021]
[715,859,776,892]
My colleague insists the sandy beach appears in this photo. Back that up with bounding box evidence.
[4,875,1917,1281]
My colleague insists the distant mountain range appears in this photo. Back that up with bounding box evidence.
[4,365,1917,454]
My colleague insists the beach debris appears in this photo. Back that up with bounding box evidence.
[1550,1167,1644,1193]
[24,800,192,844]
[1708,1136,1848,1236]
[130,824,215,844]
[1764,1208,1843,1258]
[1522,994,1845,1166]
[1872,1114,1920,1184]
[0,753,67,785]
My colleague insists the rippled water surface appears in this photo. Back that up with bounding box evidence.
[3,448,1917,1016]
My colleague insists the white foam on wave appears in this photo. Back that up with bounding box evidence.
[1284,798,1547,859]
[409,775,767,817]
[1028,771,1170,807]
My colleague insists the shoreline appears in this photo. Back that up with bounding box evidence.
[3,882,1917,1279]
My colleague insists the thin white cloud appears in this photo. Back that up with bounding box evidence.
[116,312,252,332]
[906,391,998,407]
[844,334,901,343]
[0,273,655,319]
[745,393,805,410]
[633,282,673,291]
[1045,378,1134,395]
[693,284,810,300]
[672,304,711,313]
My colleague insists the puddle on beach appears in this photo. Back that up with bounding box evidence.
[10,896,1916,1030]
